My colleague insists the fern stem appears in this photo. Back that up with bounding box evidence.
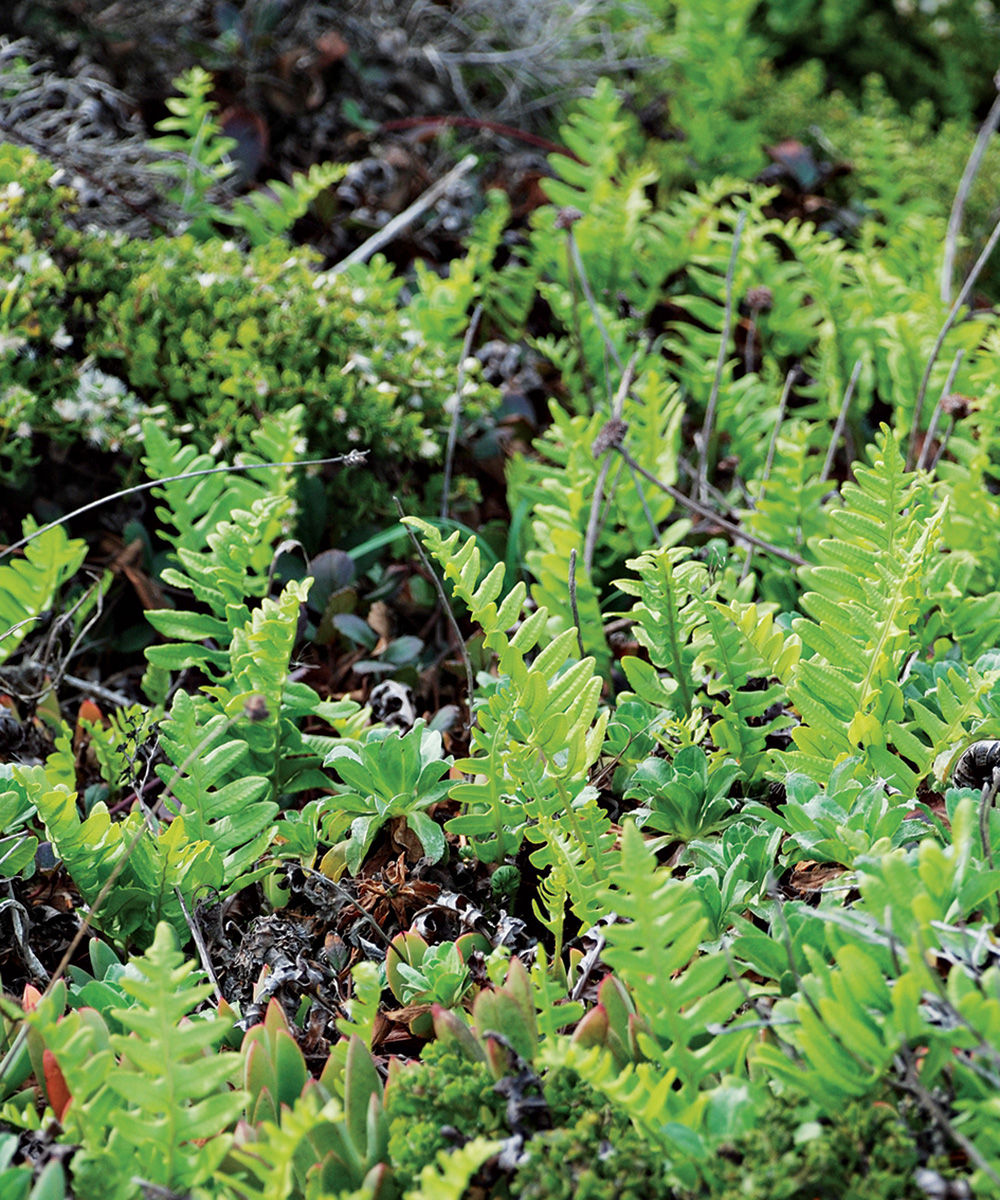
[818,358,862,485]
[740,367,796,583]
[695,209,747,504]
[394,496,476,728]
[567,549,585,660]
[440,304,484,522]
[584,349,640,575]
[615,447,806,567]
[565,227,624,375]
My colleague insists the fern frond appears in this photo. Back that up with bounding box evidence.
[107,923,246,1192]
[155,689,275,886]
[0,521,86,665]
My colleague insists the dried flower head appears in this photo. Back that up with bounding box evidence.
[745,285,774,313]
[592,418,629,457]
[554,206,584,230]
[941,393,974,419]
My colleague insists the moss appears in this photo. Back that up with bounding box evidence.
[385,1039,507,1194]
[701,1089,956,1200]
[514,1110,675,1200]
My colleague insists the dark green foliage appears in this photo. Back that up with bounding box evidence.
[514,1110,674,1200]
[0,140,486,531]
[700,1089,945,1200]
[385,1039,507,1193]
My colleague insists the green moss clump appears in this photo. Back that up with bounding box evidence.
[0,140,492,531]
[514,1110,674,1200]
[385,1039,507,1194]
[702,1089,955,1200]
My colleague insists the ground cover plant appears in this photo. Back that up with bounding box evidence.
[6,1,1000,1197]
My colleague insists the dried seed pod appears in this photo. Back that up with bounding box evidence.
[940,393,974,420]
[591,418,628,457]
[744,285,774,313]
[951,740,1000,790]
[554,206,584,230]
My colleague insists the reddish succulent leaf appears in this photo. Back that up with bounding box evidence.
[42,1049,71,1120]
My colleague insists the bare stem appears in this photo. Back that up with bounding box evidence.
[819,359,863,485]
[941,78,1000,304]
[741,367,796,583]
[394,497,475,729]
[1,451,368,561]
[567,548,585,660]
[907,209,1000,471]
[916,349,964,473]
[331,154,478,273]
[440,304,484,522]
[615,446,806,567]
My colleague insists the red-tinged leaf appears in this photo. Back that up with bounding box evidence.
[263,997,292,1047]
[42,1049,71,1120]
[483,1035,508,1081]
[570,1004,609,1051]
[21,984,42,1012]
[432,1005,486,1063]
[250,1085,278,1126]
[245,1039,279,1111]
[76,698,104,727]
[273,1028,308,1108]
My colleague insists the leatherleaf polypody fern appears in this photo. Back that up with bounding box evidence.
[403,518,609,879]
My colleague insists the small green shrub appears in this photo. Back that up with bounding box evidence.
[0,140,494,532]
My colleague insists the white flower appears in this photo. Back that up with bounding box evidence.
[51,326,73,350]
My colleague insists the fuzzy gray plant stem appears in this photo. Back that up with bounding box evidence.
[615,447,806,567]
[583,349,640,576]
[907,208,1000,471]
[980,767,1000,871]
[941,75,1000,305]
[567,548,585,660]
[916,349,964,473]
[819,358,863,485]
[695,209,747,504]
[0,451,369,561]
[566,228,624,375]
[441,304,483,522]
[394,497,476,728]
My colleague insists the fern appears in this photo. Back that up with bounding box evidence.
[0,520,86,665]
[107,923,246,1192]
[403,518,607,863]
[598,824,746,1088]
[403,1137,502,1200]
[150,67,342,245]
[154,690,274,887]
[616,545,713,719]
[148,66,237,238]
[227,161,345,249]
[721,428,950,785]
